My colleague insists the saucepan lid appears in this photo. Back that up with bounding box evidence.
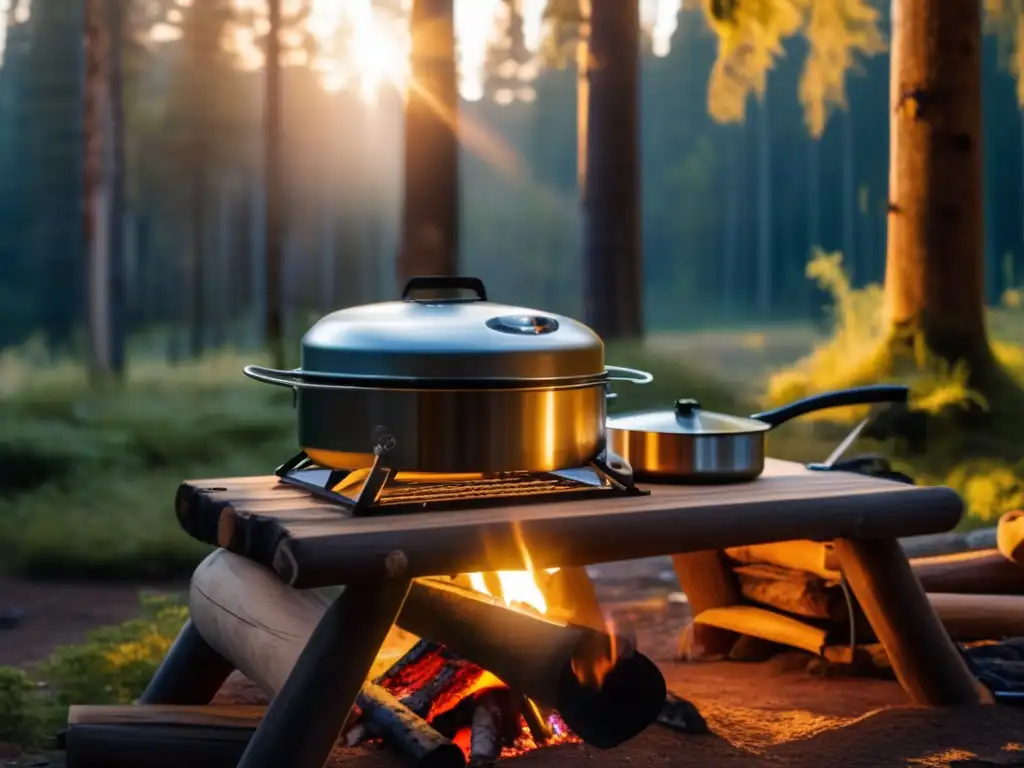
[607,399,772,436]
[607,385,911,437]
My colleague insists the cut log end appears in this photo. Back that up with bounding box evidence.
[556,634,666,750]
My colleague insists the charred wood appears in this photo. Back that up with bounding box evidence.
[397,578,666,749]
[468,690,504,767]
[355,683,466,768]
[656,691,708,735]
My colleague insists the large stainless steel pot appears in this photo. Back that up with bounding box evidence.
[243,276,652,473]
[606,384,909,483]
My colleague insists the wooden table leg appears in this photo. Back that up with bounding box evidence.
[833,537,986,706]
[139,619,235,705]
[672,551,741,658]
[236,578,411,768]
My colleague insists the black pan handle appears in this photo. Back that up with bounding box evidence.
[402,276,488,302]
[750,384,910,428]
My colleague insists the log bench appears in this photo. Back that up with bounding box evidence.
[127,458,985,768]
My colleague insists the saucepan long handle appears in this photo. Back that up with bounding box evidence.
[750,384,910,429]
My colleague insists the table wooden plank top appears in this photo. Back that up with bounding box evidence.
[176,459,963,588]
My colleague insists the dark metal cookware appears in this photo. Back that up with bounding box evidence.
[243,276,652,473]
[606,385,910,483]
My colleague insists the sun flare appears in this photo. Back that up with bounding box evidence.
[218,0,683,104]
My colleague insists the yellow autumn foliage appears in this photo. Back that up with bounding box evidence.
[694,0,886,137]
[985,0,1024,104]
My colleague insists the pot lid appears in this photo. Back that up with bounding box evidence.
[606,399,772,436]
[300,276,605,382]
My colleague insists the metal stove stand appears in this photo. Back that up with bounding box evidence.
[275,449,647,517]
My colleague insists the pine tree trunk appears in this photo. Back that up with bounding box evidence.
[806,137,820,313]
[722,127,739,313]
[841,110,856,282]
[189,165,207,358]
[582,0,642,339]
[264,0,285,366]
[755,90,772,316]
[884,0,989,370]
[105,0,125,375]
[84,0,112,382]
[398,0,459,289]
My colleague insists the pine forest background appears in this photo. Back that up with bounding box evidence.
[2,0,1024,356]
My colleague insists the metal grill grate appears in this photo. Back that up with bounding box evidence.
[275,452,645,516]
[374,473,609,507]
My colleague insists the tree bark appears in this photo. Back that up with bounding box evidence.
[264,0,285,367]
[397,0,459,290]
[105,0,126,376]
[884,0,988,369]
[582,0,642,340]
[84,0,115,382]
[755,89,772,316]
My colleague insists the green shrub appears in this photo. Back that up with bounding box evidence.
[0,594,189,750]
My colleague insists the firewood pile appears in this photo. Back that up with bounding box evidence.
[679,512,1024,673]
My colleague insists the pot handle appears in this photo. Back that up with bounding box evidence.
[243,365,350,391]
[605,365,654,385]
[402,276,488,302]
[750,384,910,428]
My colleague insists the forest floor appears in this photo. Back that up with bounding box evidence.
[4,560,1023,768]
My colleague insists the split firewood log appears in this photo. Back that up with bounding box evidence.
[997,511,1024,567]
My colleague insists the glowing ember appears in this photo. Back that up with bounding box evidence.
[367,641,579,761]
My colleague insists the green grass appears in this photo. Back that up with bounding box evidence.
[0,345,298,579]
[0,593,188,751]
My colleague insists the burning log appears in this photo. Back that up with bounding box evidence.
[397,578,666,749]
[191,551,664,757]
[355,683,466,768]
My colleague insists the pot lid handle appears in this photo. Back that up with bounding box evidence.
[402,276,488,302]
[674,398,700,417]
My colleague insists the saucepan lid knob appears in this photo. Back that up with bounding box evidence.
[674,398,700,417]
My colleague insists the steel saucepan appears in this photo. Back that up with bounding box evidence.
[243,276,653,473]
[606,384,910,483]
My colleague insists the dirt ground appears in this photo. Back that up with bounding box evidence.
[206,581,1024,768]
[0,574,185,667]
[8,557,1024,768]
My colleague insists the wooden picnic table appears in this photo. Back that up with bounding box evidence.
[147,458,984,768]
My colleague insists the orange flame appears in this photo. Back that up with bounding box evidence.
[570,615,619,690]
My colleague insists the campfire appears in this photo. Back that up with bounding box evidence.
[341,568,665,767]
